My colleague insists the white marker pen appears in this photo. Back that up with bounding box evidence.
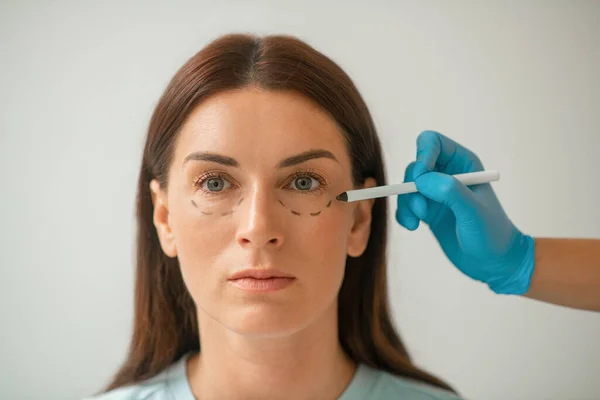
[336,170,500,202]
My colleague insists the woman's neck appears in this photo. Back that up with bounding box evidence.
[187,302,357,400]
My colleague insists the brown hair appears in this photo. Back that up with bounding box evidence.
[105,33,454,394]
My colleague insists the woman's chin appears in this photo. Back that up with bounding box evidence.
[223,308,308,338]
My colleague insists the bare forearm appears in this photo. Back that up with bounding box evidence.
[524,238,600,311]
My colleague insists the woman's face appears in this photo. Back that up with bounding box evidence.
[150,87,374,337]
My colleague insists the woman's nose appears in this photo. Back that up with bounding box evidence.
[235,189,284,249]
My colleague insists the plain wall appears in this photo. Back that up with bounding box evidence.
[1,1,599,399]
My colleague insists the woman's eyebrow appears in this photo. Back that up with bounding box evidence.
[183,152,239,167]
[277,149,339,168]
[182,149,339,169]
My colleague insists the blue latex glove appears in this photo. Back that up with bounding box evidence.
[396,130,536,295]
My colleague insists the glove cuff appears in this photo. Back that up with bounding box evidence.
[488,233,536,295]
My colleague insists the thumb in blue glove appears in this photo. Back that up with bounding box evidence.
[396,130,536,295]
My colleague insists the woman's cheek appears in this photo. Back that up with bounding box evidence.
[169,197,232,262]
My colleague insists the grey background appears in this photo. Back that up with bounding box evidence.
[1,1,599,399]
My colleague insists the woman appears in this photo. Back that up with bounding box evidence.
[90,33,462,399]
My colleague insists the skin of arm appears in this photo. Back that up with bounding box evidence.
[525,238,600,311]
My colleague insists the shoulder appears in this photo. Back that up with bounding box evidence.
[82,382,169,400]
[341,364,464,400]
[371,370,463,400]
[81,356,193,400]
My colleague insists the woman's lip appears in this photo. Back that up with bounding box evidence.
[228,268,295,280]
[228,277,296,292]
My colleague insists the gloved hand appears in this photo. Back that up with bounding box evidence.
[396,130,536,295]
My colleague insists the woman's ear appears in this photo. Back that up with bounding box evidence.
[149,179,177,258]
[346,177,377,258]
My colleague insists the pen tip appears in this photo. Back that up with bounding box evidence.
[336,192,348,202]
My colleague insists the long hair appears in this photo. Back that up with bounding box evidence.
[105,33,454,393]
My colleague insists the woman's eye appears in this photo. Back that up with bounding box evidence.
[203,177,231,192]
[291,176,320,191]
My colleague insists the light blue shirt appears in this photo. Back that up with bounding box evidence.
[86,354,462,400]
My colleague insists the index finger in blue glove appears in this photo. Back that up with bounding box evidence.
[415,171,483,224]
[414,130,484,178]
[396,162,428,230]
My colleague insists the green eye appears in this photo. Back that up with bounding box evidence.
[199,175,232,193]
[292,176,319,191]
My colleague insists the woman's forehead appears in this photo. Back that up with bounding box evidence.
[174,88,351,169]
